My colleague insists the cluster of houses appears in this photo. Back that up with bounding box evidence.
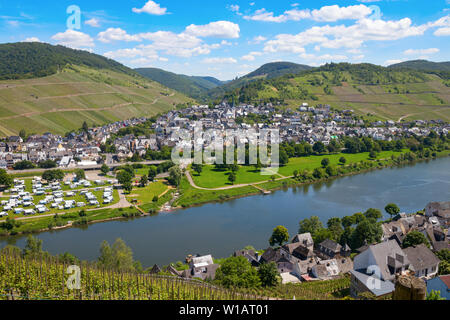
[149,201,449,300]
[152,102,449,149]
[0,118,149,170]
[0,102,448,170]
[0,176,116,217]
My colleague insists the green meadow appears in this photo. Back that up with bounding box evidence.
[190,150,407,189]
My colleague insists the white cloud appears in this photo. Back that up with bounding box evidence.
[185,21,240,39]
[132,1,168,15]
[404,48,439,55]
[85,18,101,28]
[300,53,348,61]
[23,37,40,42]
[311,5,373,22]
[384,59,404,66]
[434,27,450,36]
[98,28,141,43]
[51,29,94,49]
[202,57,237,64]
[264,18,428,54]
[241,51,263,61]
[243,4,373,23]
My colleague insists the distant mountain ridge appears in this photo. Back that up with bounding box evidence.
[388,60,450,72]
[135,67,226,101]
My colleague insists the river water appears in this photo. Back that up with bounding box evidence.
[1,157,449,267]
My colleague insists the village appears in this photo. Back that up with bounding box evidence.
[0,102,449,171]
[149,201,450,300]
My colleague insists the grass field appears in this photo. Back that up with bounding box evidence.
[0,65,192,136]
[126,181,169,204]
[191,150,406,189]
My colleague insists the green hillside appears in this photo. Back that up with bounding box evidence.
[135,67,225,100]
[0,44,192,136]
[220,63,450,122]
[208,62,312,99]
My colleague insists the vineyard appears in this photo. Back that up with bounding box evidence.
[0,248,352,300]
[0,249,258,300]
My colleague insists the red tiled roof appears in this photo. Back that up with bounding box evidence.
[440,275,450,288]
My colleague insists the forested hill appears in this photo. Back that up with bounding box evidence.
[207,61,312,99]
[0,42,137,80]
[135,67,225,101]
[389,60,450,72]
[218,62,450,122]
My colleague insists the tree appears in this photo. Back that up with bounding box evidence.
[19,129,27,140]
[258,262,280,287]
[168,166,182,187]
[313,142,326,154]
[23,235,44,258]
[364,208,383,221]
[269,226,289,247]
[148,166,158,181]
[327,218,344,241]
[436,249,450,275]
[403,231,430,249]
[215,256,261,288]
[299,216,323,237]
[339,157,347,165]
[192,164,203,175]
[279,149,289,166]
[82,121,89,133]
[117,170,133,186]
[42,169,65,182]
[228,172,237,185]
[0,169,13,188]
[97,238,135,272]
[312,168,324,179]
[321,158,330,168]
[123,181,133,194]
[350,219,382,249]
[385,203,400,218]
[74,169,86,180]
[369,150,377,159]
[12,160,35,170]
[139,175,148,187]
[38,160,57,169]
[101,164,110,176]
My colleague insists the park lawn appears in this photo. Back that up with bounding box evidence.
[175,177,260,208]
[277,150,407,177]
[126,181,168,204]
[191,165,277,189]
[190,150,408,189]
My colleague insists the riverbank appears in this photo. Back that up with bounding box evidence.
[174,150,450,210]
[1,149,448,238]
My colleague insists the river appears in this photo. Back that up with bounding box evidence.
[1,157,449,267]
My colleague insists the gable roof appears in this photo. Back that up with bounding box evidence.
[364,240,410,281]
[403,244,441,271]
[319,239,342,252]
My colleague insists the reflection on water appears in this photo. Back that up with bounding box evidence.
[1,157,449,267]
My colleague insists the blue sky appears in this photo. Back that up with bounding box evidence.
[0,0,449,80]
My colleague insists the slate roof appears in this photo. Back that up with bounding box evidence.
[319,239,342,253]
[350,270,395,297]
[403,244,441,271]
